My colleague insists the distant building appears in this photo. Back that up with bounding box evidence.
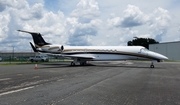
[149,41,180,60]
[0,52,36,61]
[0,52,35,57]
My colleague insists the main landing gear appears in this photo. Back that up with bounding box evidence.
[71,62,76,66]
[70,61,87,66]
[150,61,155,68]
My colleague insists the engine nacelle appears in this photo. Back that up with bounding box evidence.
[60,45,64,52]
[47,45,64,53]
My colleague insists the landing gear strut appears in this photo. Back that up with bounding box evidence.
[150,61,154,68]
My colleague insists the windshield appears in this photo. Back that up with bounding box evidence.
[140,48,149,53]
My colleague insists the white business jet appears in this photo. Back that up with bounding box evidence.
[18,30,168,68]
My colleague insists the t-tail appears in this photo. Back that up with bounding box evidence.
[17,30,51,48]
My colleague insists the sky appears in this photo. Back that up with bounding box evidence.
[0,0,180,52]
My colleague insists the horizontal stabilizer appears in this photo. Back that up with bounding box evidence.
[17,30,39,34]
[18,30,51,47]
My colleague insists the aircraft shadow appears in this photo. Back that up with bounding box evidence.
[39,63,158,69]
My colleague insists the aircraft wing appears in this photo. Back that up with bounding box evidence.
[46,54,95,60]
[62,54,95,60]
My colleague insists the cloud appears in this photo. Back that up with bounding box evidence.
[0,14,9,41]
[108,5,149,28]
[0,1,6,12]
[66,0,102,46]
[71,0,100,19]
[0,0,28,11]
[0,0,179,51]
[19,10,66,45]
[107,5,171,42]
[20,3,44,20]
[0,0,66,51]
[148,7,171,41]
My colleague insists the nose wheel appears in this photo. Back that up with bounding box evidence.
[150,61,154,68]
[150,65,154,68]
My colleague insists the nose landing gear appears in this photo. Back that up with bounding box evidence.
[150,61,154,68]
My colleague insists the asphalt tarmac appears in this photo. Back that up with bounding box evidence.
[0,61,180,105]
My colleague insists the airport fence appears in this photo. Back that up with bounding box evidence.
[0,56,68,64]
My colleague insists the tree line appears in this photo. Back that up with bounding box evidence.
[127,38,159,49]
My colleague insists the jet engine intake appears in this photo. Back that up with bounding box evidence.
[60,45,64,52]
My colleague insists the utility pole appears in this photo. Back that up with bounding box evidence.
[11,46,15,63]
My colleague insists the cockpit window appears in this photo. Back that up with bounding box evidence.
[140,48,149,53]
[144,48,149,51]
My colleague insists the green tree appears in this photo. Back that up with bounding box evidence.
[127,38,159,49]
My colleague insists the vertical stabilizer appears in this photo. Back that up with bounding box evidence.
[17,30,51,47]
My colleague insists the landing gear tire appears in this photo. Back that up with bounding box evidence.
[80,61,87,66]
[150,61,155,68]
[150,65,154,68]
[71,62,75,66]
[80,62,86,66]
[80,62,84,66]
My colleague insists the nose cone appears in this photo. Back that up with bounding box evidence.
[149,51,168,60]
[158,54,168,60]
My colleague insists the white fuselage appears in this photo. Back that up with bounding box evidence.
[39,45,168,61]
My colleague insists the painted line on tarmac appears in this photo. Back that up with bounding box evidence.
[0,86,34,97]
[0,78,11,81]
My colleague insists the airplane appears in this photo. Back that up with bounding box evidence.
[17,30,168,68]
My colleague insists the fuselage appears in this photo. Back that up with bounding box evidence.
[39,45,168,61]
